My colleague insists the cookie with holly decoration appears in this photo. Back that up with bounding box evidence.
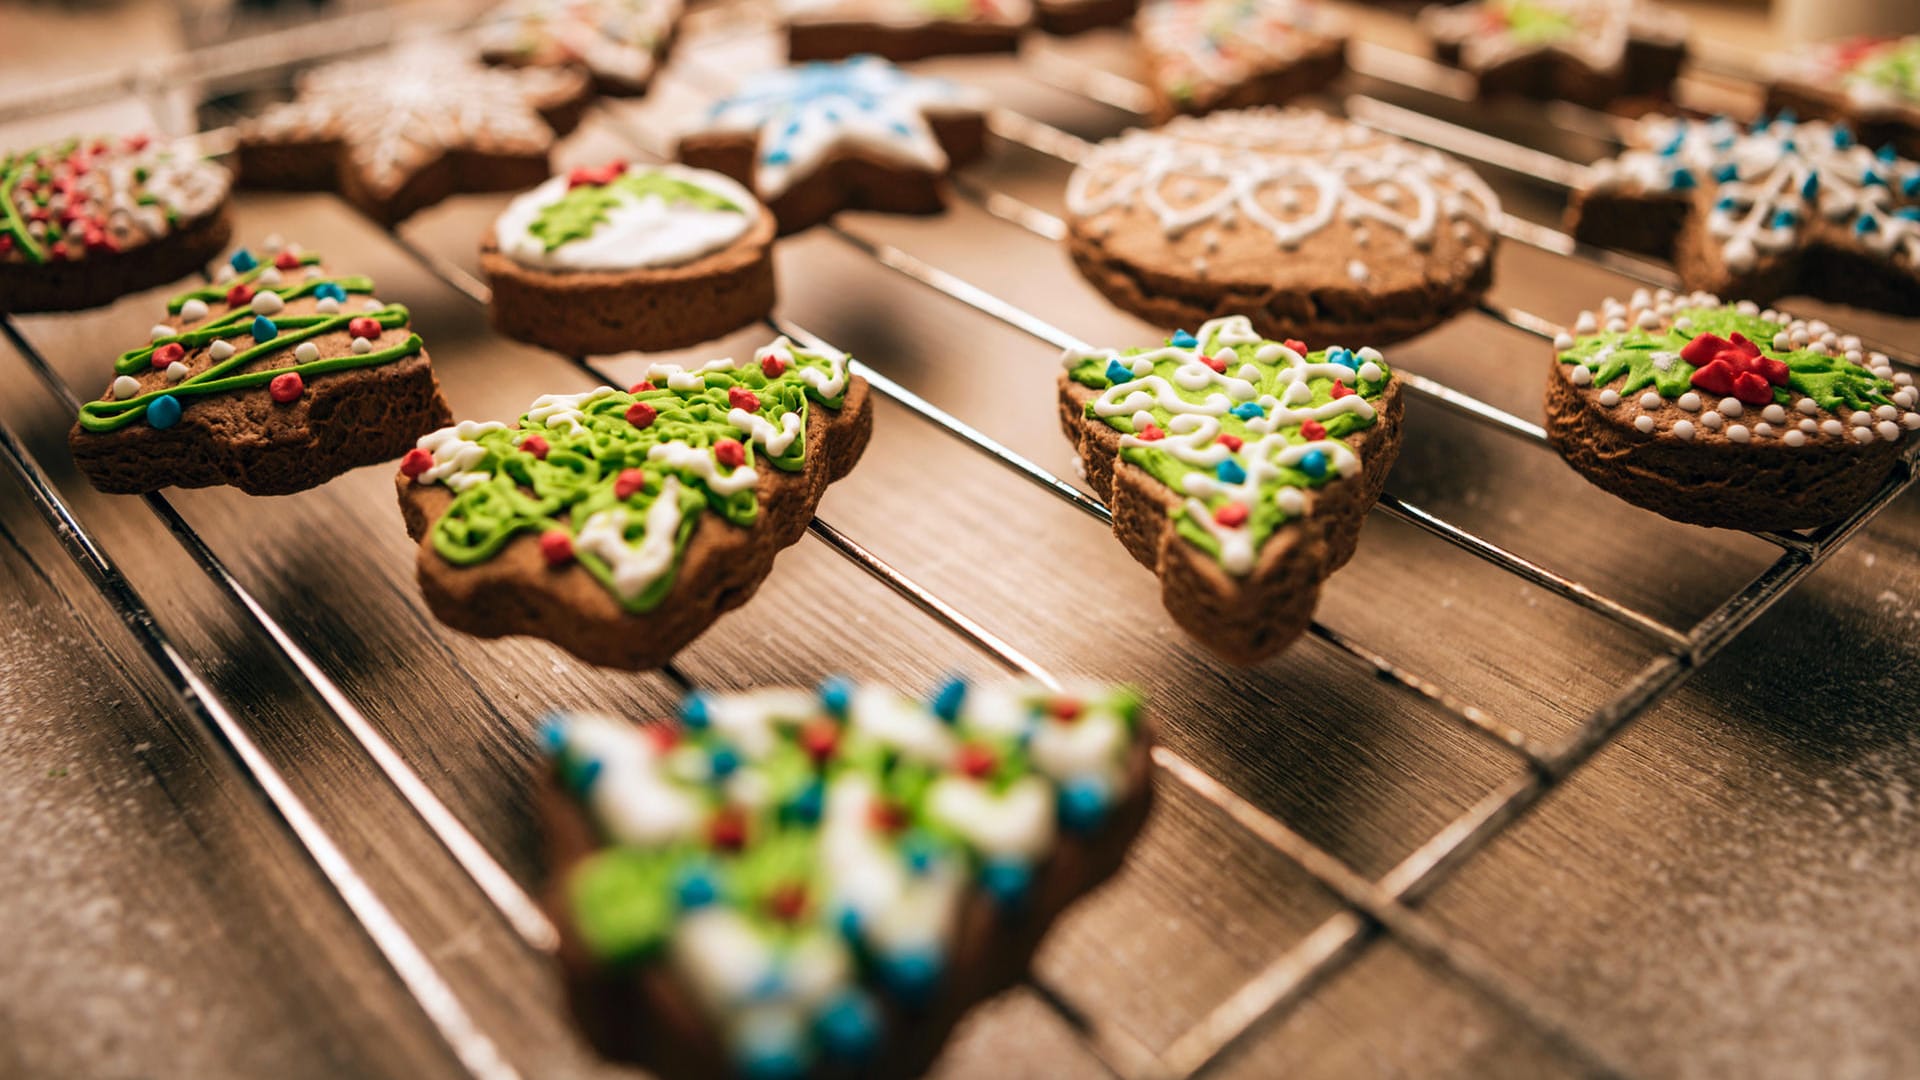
[679,57,988,235]
[1768,36,1920,161]
[235,42,590,226]
[780,0,1030,62]
[1059,316,1403,663]
[1547,291,1919,530]
[1571,114,1920,316]
[396,340,871,669]
[477,0,683,97]
[1418,0,1687,109]
[483,162,776,356]
[538,678,1152,1078]
[1,134,232,314]
[1136,0,1348,121]
[68,242,452,495]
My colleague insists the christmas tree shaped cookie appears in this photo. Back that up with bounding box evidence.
[1419,0,1687,109]
[396,339,872,668]
[1769,36,1920,159]
[69,241,451,495]
[1059,316,1403,663]
[1136,0,1348,121]
[780,0,1032,63]
[477,0,683,97]
[1571,114,1920,316]
[539,678,1151,1078]
[1547,290,1917,530]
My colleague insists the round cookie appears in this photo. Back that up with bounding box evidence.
[1545,290,1918,531]
[1064,109,1501,345]
[477,0,683,96]
[1,134,232,314]
[483,162,776,355]
[1136,0,1348,121]
[1768,36,1920,160]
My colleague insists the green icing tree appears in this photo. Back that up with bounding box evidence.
[529,169,743,252]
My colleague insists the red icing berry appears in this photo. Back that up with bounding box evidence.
[867,801,909,834]
[1214,502,1250,527]
[122,133,150,152]
[1218,433,1244,451]
[399,447,435,479]
[1284,338,1308,354]
[1202,352,1228,374]
[347,316,382,340]
[226,283,253,307]
[628,380,656,393]
[151,342,185,369]
[708,808,748,851]
[274,249,301,270]
[268,372,304,403]
[614,468,647,500]
[49,241,67,259]
[1135,422,1166,442]
[625,401,657,429]
[1301,418,1327,440]
[714,438,745,468]
[1330,380,1354,400]
[800,719,840,764]
[767,882,809,922]
[956,744,997,779]
[1683,331,1785,407]
[538,528,574,567]
[1051,698,1083,721]
[566,161,625,189]
[645,724,680,753]
[0,234,12,254]
[760,352,787,378]
[728,386,761,413]
[520,433,550,459]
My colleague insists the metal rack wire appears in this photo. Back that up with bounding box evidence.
[2,8,1916,1080]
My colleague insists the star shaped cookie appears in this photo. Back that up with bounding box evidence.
[1419,0,1687,108]
[477,0,683,96]
[1136,0,1348,121]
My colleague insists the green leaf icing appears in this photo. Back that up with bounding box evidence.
[411,340,849,613]
[1848,36,1920,102]
[1500,0,1577,45]
[529,169,742,252]
[544,677,1146,1071]
[1064,315,1392,575]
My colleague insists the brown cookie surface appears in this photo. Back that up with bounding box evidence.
[1065,109,1499,345]
[68,242,450,496]
[483,162,777,355]
[396,340,870,669]
[1035,0,1137,36]
[678,56,988,235]
[1766,36,1920,160]
[1419,0,1687,109]
[1,134,233,314]
[1059,316,1402,664]
[1136,0,1347,121]
[476,0,682,96]
[1570,114,1920,316]
[781,0,1031,60]
[537,680,1152,1079]
[1545,291,1918,531]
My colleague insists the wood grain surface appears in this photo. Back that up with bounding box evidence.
[2,3,1917,1079]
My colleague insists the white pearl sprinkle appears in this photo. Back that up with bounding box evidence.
[111,375,141,400]
[150,324,173,342]
[1875,404,1898,421]
[1701,410,1724,430]
[1904,412,1920,429]
[1797,398,1819,415]
[1636,310,1662,330]
[1736,300,1760,315]
[1773,332,1791,351]
[1570,366,1592,386]
[214,264,235,283]
[351,337,372,355]
[1606,318,1628,334]
[179,298,209,323]
[1674,317,1694,333]
[1719,398,1742,418]
[1599,389,1621,407]
[1854,426,1877,444]
[1877,420,1901,441]
[1677,392,1701,411]
[1639,391,1662,409]
[1800,418,1819,433]
[165,361,188,383]
[1635,415,1656,433]
[1785,429,1807,447]
[1761,404,1786,424]
[258,267,283,287]
[316,298,340,314]
[294,342,320,363]
[1727,424,1751,443]
[1553,333,1575,350]
[1754,422,1772,437]
[1672,420,1695,440]
[1575,312,1597,334]
[1851,411,1873,426]
[1822,419,1845,436]
[361,298,383,312]
[210,340,235,361]
[250,291,284,316]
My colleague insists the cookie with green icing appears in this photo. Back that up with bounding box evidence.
[1419,0,1687,109]
[477,0,682,97]
[482,162,777,356]
[1770,36,1920,160]
[539,677,1152,1078]
[1,133,232,314]
[1059,315,1403,664]
[68,241,451,495]
[1546,290,1918,530]
[395,339,871,668]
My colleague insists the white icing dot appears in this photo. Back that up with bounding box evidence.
[1599,389,1621,407]
[1358,361,1383,382]
[1676,392,1701,411]
[1276,488,1306,515]
[1553,333,1575,350]
[1636,309,1662,330]
[305,266,324,280]
[1897,389,1917,408]
[1736,300,1759,316]
[179,298,209,322]
[1701,410,1723,430]
[1635,415,1656,433]
[1672,420,1695,440]
[1796,398,1819,415]
[210,340,235,361]
[251,291,285,316]
[1570,366,1592,386]
[150,324,173,342]
[258,267,283,287]
[1785,429,1807,447]
[1346,260,1370,283]
[1822,419,1844,436]
[111,375,141,400]
[1674,317,1694,333]
[1772,332,1791,352]
[362,299,383,312]
[165,361,188,383]
[1875,404,1898,421]
[1761,404,1787,424]
[1719,398,1742,418]
[1727,424,1751,443]
[1877,420,1901,441]
[316,297,341,314]
[294,341,320,363]
[1853,426,1877,444]
[1850,411,1873,426]
[1754,422,1772,437]
[351,337,372,355]
[1904,412,1920,429]
[214,264,236,283]
[262,234,285,253]
[1639,391,1662,409]
[1575,312,1597,334]
[1606,318,1628,333]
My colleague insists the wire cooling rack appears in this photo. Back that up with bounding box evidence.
[3,5,1917,1078]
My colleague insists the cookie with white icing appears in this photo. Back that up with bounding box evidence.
[1547,291,1917,530]
[1136,0,1348,121]
[1,134,232,314]
[1419,0,1687,109]
[236,42,591,226]
[482,162,776,355]
[1768,37,1920,160]
[678,56,988,234]
[477,0,682,96]
[1060,316,1402,663]
[70,241,451,495]
[539,678,1152,1078]
[396,341,871,669]
[781,0,1032,62]
[1571,114,1920,316]
[1065,109,1500,345]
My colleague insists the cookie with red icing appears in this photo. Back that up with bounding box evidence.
[1768,36,1920,160]
[1136,0,1347,121]
[477,0,682,96]
[1419,0,1687,109]
[781,0,1031,61]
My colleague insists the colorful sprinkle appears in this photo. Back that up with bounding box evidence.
[268,371,304,403]
[145,394,181,429]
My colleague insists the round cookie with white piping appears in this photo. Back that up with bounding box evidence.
[1546,290,1918,531]
[1064,109,1501,346]
[482,161,777,356]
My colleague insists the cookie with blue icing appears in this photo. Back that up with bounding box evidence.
[538,678,1152,1078]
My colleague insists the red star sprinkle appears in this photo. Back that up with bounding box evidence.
[1202,352,1228,374]
[956,744,997,778]
[269,372,304,403]
[728,386,761,413]
[347,316,382,340]
[1136,422,1166,442]
[225,283,253,307]
[538,528,574,567]
[1218,433,1244,451]
[274,249,301,270]
[151,342,185,369]
[625,401,657,429]
[399,448,435,478]
[1301,418,1327,440]
[1214,502,1250,527]
[520,433,550,459]
[714,438,745,468]
[1330,380,1354,399]
[1285,339,1308,354]
[122,133,150,152]
[613,468,646,500]
[760,353,787,378]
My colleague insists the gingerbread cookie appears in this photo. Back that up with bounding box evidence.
[1547,291,1917,530]
[781,0,1031,62]
[1060,316,1402,663]
[1419,0,1687,109]
[1571,114,1920,316]
[539,678,1152,1078]
[679,57,988,234]
[2,134,232,314]
[483,161,776,356]
[236,42,591,226]
[69,241,451,496]
[1035,0,1137,36]
[1769,37,1920,160]
[396,340,871,669]
[477,0,682,96]
[1136,0,1348,121]
[1065,109,1500,345]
